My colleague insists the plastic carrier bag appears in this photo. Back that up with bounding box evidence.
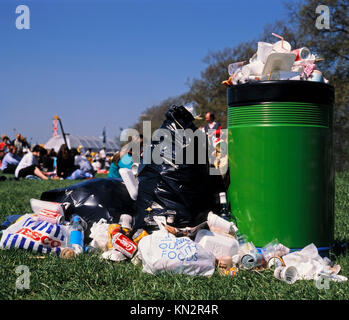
[138,216,215,277]
[0,214,69,256]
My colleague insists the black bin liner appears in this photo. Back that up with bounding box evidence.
[40,178,136,232]
[134,105,222,230]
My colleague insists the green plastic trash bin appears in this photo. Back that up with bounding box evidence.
[226,80,335,252]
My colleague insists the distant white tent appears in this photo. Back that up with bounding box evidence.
[44,134,119,153]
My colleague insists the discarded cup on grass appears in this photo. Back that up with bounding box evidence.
[274,266,299,284]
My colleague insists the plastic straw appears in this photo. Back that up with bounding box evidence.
[272,33,284,49]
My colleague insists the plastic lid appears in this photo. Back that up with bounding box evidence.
[72,215,80,223]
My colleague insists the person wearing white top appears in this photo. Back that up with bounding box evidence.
[15,145,50,180]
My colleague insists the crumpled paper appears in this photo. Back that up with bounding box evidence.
[88,218,110,251]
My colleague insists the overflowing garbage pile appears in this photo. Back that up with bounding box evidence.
[222,33,328,86]
[0,194,347,285]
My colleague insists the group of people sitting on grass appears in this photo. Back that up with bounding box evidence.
[0,144,100,181]
[0,132,144,182]
[0,137,57,180]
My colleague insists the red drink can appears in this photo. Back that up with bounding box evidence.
[111,232,137,258]
[291,47,311,61]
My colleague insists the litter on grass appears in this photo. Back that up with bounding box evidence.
[0,197,347,284]
[0,103,346,284]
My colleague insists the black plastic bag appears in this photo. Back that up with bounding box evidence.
[134,105,222,230]
[40,178,136,232]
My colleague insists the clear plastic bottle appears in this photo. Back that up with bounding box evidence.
[68,215,86,255]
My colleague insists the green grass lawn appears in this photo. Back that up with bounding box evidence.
[0,172,348,300]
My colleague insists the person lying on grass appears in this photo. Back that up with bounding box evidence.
[14,145,58,180]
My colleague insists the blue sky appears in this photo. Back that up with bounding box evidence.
[0,0,290,145]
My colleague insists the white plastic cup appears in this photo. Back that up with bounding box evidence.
[274,266,298,284]
[257,42,273,64]
[119,214,133,229]
[207,212,232,234]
